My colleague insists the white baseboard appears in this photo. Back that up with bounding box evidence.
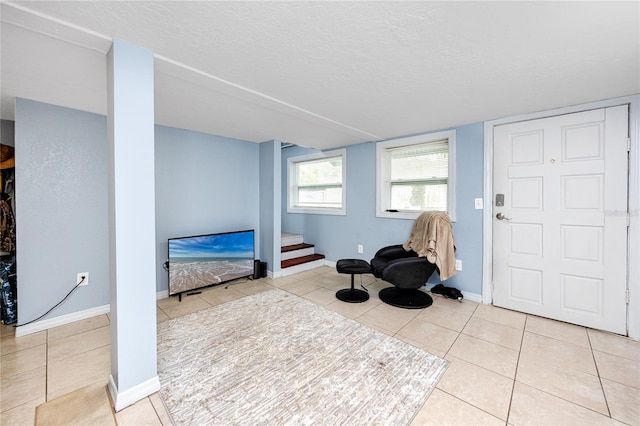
[323,260,337,268]
[15,304,111,337]
[13,282,480,337]
[15,289,169,336]
[460,290,482,304]
[108,374,161,412]
[267,269,281,279]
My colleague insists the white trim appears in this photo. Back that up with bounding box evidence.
[483,94,640,339]
[287,149,347,216]
[267,269,280,279]
[281,246,316,261]
[459,290,482,304]
[627,95,640,340]
[15,304,110,337]
[323,259,337,269]
[280,259,326,276]
[376,130,456,221]
[15,289,171,336]
[108,374,161,412]
[267,259,337,272]
[482,122,495,305]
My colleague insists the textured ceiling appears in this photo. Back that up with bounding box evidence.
[1,1,639,149]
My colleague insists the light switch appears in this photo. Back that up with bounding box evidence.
[474,198,483,210]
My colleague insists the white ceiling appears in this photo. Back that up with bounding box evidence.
[1,1,638,150]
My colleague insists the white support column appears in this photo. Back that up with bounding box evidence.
[106,38,160,411]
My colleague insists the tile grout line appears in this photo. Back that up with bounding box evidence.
[44,328,49,407]
[442,302,510,425]
[148,400,160,425]
[515,323,618,420]
[504,313,527,426]
[11,269,633,425]
[442,301,479,359]
[436,388,508,424]
[444,304,510,426]
[586,328,613,419]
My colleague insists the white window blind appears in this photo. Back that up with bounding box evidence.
[376,130,456,220]
[389,140,449,212]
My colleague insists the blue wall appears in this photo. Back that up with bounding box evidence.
[259,140,281,276]
[15,98,111,323]
[154,125,260,292]
[1,119,15,146]
[14,99,262,327]
[282,123,484,295]
[14,96,483,328]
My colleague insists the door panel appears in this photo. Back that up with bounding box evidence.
[493,106,628,334]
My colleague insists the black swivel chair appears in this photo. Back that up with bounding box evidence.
[370,245,437,309]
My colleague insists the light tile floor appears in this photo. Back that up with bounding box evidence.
[1,266,639,425]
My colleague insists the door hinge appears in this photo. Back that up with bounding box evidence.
[628,212,631,227]
[628,137,631,152]
[626,289,630,304]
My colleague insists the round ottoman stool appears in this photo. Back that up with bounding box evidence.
[335,259,371,303]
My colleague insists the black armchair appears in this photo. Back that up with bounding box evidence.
[370,244,437,309]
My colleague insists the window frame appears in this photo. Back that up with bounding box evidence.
[287,149,347,216]
[376,130,456,220]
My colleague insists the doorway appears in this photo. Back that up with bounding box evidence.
[487,105,630,335]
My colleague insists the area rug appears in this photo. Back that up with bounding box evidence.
[157,289,448,425]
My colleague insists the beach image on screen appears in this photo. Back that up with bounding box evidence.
[169,230,254,295]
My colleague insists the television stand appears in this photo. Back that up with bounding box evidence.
[178,291,202,302]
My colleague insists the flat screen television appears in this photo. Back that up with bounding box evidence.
[168,229,255,296]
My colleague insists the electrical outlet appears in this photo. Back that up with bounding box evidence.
[455,260,462,271]
[357,244,363,254]
[77,272,89,286]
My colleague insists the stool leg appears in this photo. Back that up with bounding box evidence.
[335,273,369,303]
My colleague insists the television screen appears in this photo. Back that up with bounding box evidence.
[168,230,255,296]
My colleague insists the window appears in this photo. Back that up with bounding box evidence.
[377,130,456,220]
[288,149,346,215]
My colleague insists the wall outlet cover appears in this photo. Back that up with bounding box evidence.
[77,272,89,286]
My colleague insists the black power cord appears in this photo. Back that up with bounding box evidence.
[14,275,86,327]
[359,274,378,292]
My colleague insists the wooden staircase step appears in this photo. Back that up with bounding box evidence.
[281,253,325,269]
[281,243,315,253]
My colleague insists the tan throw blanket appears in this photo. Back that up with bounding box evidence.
[403,211,457,281]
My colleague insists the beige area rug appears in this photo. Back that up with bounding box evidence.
[157,289,448,425]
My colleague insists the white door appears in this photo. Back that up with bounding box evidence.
[492,106,628,334]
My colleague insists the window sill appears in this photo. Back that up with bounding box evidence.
[376,210,456,222]
[288,207,346,216]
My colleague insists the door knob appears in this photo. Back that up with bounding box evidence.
[496,212,512,221]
